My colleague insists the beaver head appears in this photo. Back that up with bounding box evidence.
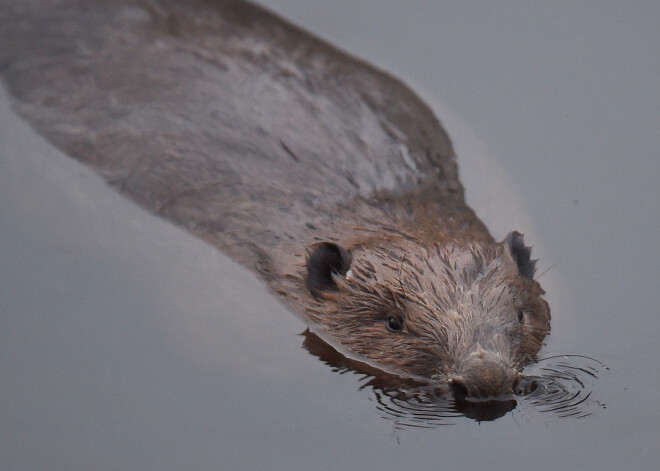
[304,232,550,399]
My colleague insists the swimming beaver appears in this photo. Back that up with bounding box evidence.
[0,0,550,399]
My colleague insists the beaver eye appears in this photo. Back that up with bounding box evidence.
[517,308,525,324]
[387,316,404,333]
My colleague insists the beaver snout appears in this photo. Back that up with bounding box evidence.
[449,351,519,399]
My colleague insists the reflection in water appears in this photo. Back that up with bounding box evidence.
[303,331,607,427]
[302,330,463,428]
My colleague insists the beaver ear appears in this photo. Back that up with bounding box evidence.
[504,231,537,280]
[306,242,352,297]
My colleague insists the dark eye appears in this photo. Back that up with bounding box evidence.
[387,316,404,332]
[517,308,525,324]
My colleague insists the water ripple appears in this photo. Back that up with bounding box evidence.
[519,355,609,420]
[303,331,608,427]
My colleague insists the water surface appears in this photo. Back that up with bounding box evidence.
[1,1,658,469]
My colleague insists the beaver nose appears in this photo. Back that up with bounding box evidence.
[450,354,518,399]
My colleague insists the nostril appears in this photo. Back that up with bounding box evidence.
[526,379,539,394]
[529,380,538,393]
[449,378,469,400]
[515,376,539,396]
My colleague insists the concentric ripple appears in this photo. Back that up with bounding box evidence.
[517,355,609,420]
[303,330,608,427]
[369,382,463,429]
[366,355,609,427]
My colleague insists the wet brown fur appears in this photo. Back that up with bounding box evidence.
[301,234,550,393]
[0,0,551,397]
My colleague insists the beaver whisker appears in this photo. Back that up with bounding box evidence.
[534,262,558,281]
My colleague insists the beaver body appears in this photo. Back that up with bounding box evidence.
[0,0,550,398]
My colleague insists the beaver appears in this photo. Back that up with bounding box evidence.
[0,0,550,399]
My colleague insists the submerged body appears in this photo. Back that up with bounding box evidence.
[0,0,550,398]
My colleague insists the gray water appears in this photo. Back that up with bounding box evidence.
[1,1,658,470]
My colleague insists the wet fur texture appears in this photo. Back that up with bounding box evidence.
[0,0,551,397]
[304,235,550,394]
